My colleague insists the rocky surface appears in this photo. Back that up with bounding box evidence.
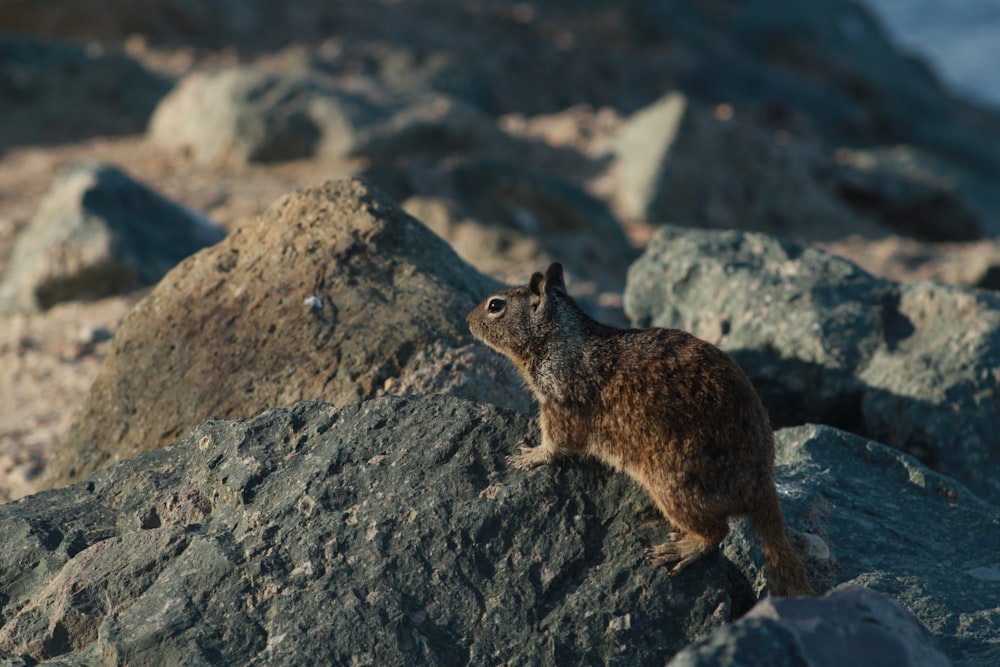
[3,397,998,665]
[625,225,1000,504]
[737,424,999,667]
[1,397,751,665]
[43,178,529,488]
[668,586,952,667]
[0,160,225,315]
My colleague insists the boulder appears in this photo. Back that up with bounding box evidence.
[832,148,981,242]
[0,35,171,148]
[625,226,1000,502]
[44,178,520,488]
[727,424,999,667]
[612,92,858,238]
[4,399,998,665]
[1,397,750,664]
[668,586,952,667]
[147,68,504,165]
[0,161,225,315]
[368,158,635,308]
[611,92,983,241]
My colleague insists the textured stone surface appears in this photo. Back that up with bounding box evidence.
[2,397,750,665]
[624,0,1000,230]
[625,226,1000,502]
[667,586,951,667]
[612,92,864,238]
[4,400,999,665]
[757,425,998,667]
[45,178,518,487]
[0,161,225,314]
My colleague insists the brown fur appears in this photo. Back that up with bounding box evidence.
[467,262,813,596]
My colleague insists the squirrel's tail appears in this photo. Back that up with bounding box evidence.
[749,487,814,596]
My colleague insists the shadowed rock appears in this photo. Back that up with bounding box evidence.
[0,161,225,315]
[722,424,999,667]
[0,35,171,149]
[668,586,951,667]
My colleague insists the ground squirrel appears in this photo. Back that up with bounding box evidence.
[467,262,813,597]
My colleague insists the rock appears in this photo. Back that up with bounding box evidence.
[668,586,952,667]
[1,396,751,664]
[362,47,496,112]
[0,161,225,315]
[816,235,1000,293]
[382,342,535,416]
[624,1,1000,231]
[366,157,634,315]
[750,425,997,667]
[147,67,504,165]
[0,35,171,148]
[5,401,999,665]
[665,616,811,667]
[611,92,983,242]
[43,178,520,488]
[624,226,1000,502]
[403,195,548,277]
[611,92,858,238]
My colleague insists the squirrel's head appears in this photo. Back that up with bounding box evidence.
[467,262,569,365]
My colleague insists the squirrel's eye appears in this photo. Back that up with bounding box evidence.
[487,298,505,313]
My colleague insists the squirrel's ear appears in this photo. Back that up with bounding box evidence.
[528,271,545,296]
[543,262,566,293]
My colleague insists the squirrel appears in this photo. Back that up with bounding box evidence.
[467,262,813,597]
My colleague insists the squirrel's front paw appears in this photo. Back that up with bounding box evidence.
[506,445,553,471]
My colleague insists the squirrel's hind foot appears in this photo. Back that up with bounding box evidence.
[507,444,555,470]
[647,531,716,575]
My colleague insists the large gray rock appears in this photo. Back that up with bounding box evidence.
[1,397,750,664]
[744,425,998,667]
[4,400,998,665]
[147,68,504,165]
[0,35,171,148]
[44,178,524,488]
[668,586,952,667]
[0,161,225,315]
[625,226,1000,502]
